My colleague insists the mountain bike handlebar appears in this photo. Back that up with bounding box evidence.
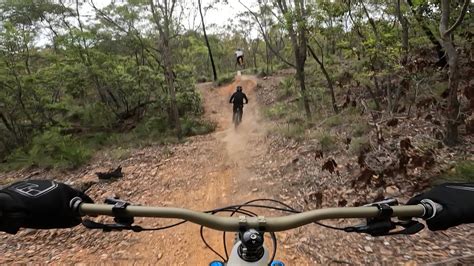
[77,202,439,232]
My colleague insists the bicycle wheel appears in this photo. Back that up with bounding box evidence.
[234,108,242,128]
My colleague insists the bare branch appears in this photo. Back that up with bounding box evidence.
[238,0,296,68]
[444,0,469,36]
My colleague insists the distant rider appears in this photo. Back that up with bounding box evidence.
[235,48,244,68]
[229,86,248,123]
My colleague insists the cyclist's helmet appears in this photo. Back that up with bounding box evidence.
[237,86,242,92]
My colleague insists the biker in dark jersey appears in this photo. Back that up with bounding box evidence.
[229,86,248,123]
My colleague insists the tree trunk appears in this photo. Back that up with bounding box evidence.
[439,0,469,145]
[149,0,182,139]
[162,36,182,139]
[265,41,270,74]
[396,0,409,63]
[197,0,217,81]
[308,45,339,114]
[253,43,258,69]
[277,0,311,119]
[360,0,379,42]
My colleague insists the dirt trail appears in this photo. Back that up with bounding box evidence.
[4,73,473,265]
[120,74,310,264]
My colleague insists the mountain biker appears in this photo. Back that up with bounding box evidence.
[0,180,473,234]
[235,48,244,68]
[229,86,248,123]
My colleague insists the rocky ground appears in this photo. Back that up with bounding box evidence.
[0,72,473,265]
[253,70,474,264]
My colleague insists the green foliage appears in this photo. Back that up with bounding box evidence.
[132,117,170,141]
[0,1,209,168]
[109,147,132,161]
[325,115,343,128]
[439,161,474,183]
[349,136,371,155]
[277,123,306,141]
[197,76,211,83]
[217,72,235,86]
[4,129,92,170]
[74,103,116,129]
[278,77,296,100]
[1,0,471,171]
[265,103,288,119]
[454,161,474,181]
[352,122,370,137]
[318,132,337,152]
[181,118,216,137]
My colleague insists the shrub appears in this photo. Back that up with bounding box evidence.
[349,136,371,155]
[277,77,295,100]
[325,115,343,128]
[5,129,92,169]
[217,73,234,86]
[276,123,306,140]
[133,116,169,140]
[318,132,337,152]
[181,118,216,137]
[65,101,115,130]
[257,68,267,77]
[177,89,203,115]
[196,76,210,83]
[455,161,474,181]
[352,122,370,137]
[265,103,288,119]
[438,161,474,183]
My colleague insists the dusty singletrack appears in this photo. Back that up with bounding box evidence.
[0,74,311,265]
[120,74,310,264]
[115,74,310,264]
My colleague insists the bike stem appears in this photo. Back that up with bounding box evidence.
[238,229,265,262]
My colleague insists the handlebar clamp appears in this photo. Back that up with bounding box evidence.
[105,197,134,225]
[375,203,393,219]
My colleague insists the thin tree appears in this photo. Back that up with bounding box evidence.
[149,0,182,139]
[197,0,217,81]
[439,0,469,145]
[307,44,338,114]
[395,0,409,63]
[276,0,311,119]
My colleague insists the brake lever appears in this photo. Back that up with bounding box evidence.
[363,198,398,207]
[81,197,143,232]
[345,198,424,236]
[82,219,144,232]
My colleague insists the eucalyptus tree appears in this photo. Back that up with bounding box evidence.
[438,0,469,145]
